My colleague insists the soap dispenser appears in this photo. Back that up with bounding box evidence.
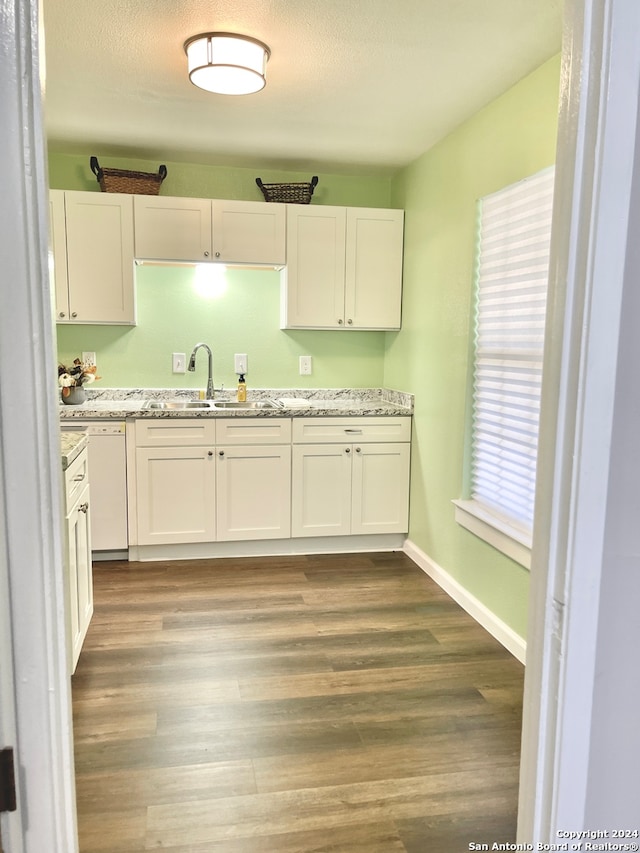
[237,373,247,403]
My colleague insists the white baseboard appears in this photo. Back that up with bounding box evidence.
[403,539,527,664]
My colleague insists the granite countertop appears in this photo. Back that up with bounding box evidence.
[59,388,414,420]
[60,429,88,470]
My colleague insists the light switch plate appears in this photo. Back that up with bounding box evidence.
[82,351,96,367]
[234,353,247,374]
[299,355,312,375]
[172,353,186,374]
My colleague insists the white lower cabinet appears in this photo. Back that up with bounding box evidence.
[133,418,291,545]
[291,417,411,538]
[64,449,93,674]
[216,444,291,540]
[132,415,409,549]
[136,445,216,545]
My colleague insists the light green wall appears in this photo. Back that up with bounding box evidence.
[385,55,561,639]
[50,155,391,388]
[56,266,385,389]
[48,152,393,208]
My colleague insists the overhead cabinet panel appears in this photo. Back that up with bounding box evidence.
[282,205,404,330]
[134,195,212,261]
[345,207,404,329]
[133,196,286,265]
[283,205,347,328]
[213,200,286,265]
[56,191,136,324]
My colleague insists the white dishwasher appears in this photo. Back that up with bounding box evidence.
[62,421,128,558]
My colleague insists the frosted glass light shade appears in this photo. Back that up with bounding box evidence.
[184,33,270,95]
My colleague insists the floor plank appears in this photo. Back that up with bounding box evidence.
[72,552,524,852]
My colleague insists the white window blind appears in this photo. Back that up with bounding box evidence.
[471,167,555,533]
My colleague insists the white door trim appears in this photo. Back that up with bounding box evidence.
[518,0,640,837]
[0,1,78,850]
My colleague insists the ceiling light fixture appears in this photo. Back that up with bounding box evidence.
[184,32,270,96]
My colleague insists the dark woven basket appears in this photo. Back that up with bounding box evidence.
[90,156,167,195]
[256,176,318,204]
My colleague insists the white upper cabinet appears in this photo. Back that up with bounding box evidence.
[52,190,136,325]
[283,205,347,328]
[133,196,286,265]
[282,205,404,330]
[133,196,212,262]
[212,200,286,265]
[345,207,404,329]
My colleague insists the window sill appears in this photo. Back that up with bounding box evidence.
[452,499,531,569]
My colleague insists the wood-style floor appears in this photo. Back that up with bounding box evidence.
[72,552,524,852]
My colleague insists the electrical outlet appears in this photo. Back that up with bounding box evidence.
[172,352,186,374]
[299,355,312,375]
[82,351,96,367]
[234,353,247,374]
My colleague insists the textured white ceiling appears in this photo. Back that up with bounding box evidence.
[42,0,562,175]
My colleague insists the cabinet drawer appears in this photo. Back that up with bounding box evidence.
[64,449,89,510]
[216,418,292,445]
[292,417,411,444]
[135,418,216,447]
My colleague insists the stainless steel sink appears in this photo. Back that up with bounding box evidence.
[211,400,281,409]
[141,399,281,410]
[141,400,215,410]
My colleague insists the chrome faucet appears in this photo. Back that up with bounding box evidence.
[188,343,214,398]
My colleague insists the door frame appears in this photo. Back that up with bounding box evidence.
[0,1,78,850]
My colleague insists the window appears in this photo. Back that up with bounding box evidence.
[454,167,555,568]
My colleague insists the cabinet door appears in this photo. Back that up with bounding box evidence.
[65,482,92,673]
[282,205,347,328]
[216,445,291,541]
[49,190,69,321]
[134,195,212,262]
[351,443,410,535]
[64,191,135,324]
[291,444,352,537]
[136,446,216,544]
[345,208,404,330]
[213,200,286,264]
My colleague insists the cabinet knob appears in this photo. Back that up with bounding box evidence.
[58,312,66,318]
[215,251,221,258]
[207,450,214,457]
[218,450,225,457]
[347,318,353,325]
[338,318,344,325]
[345,447,351,454]
[71,312,78,318]
[204,251,210,257]
[78,502,89,514]
[355,447,362,453]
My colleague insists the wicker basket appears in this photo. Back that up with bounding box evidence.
[90,156,167,195]
[256,176,318,204]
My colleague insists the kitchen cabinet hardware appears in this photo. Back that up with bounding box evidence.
[218,450,224,457]
[204,251,209,257]
[215,251,221,257]
[338,318,344,324]
[355,447,362,453]
[208,451,214,457]
[345,447,351,453]
[73,472,86,481]
[347,319,353,324]
[345,428,362,434]
[78,502,89,514]
[59,312,65,318]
